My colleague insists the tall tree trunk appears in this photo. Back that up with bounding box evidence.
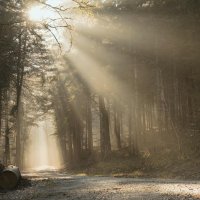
[128,99,136,155]
[16,30,27,167]
[0,88,2,138]
[16,101,22,167]
[86,93,93,154]
[3,90,10,166]
[99,96,111,160]
[72,114,82,163]
[5,122,10,166]
[133,66,139,155]
[114,101,121,150]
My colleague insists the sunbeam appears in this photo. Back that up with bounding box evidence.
[24,119,63,171]
[1,1,200,193]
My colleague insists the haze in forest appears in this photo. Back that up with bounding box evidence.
[0,0,199,178]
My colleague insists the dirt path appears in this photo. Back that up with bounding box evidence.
[0,171,200,200]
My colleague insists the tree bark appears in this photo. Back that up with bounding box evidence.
[99,96,111,160]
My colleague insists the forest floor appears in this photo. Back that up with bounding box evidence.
[0,171,200,200]
[67,153,200,180]
[1,153,200,200]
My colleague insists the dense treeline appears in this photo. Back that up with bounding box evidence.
[0,0,29,166]
[0,0,200,169]
[0,0,50,167]
[52,0,200,166]
[0,0,91,168]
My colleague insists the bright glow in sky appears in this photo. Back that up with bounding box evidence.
[28,0,65,21]
[46,0,63,6]
[28,5,54,21]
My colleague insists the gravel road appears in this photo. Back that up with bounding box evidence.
[0,171,200,200]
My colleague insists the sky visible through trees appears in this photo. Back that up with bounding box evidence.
[0,0,200,174]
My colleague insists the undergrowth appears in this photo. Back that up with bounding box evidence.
[66,150,200,180]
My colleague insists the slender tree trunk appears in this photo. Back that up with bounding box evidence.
[4,90,10,166]
[128,99,135,155]
[67,130,73,163]
[72,114,81,163]
[5,125,10,166]
[133,66,139,155]
[16,101,22,167]
[86,94,93,154]
[99,96,111,160]
[114,102,121,150]
[0,88,2,138]
[16,30,27,167]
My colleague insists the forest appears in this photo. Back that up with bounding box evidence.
[0,0,200,179]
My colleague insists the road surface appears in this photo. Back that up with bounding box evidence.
[0,170,200,199]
